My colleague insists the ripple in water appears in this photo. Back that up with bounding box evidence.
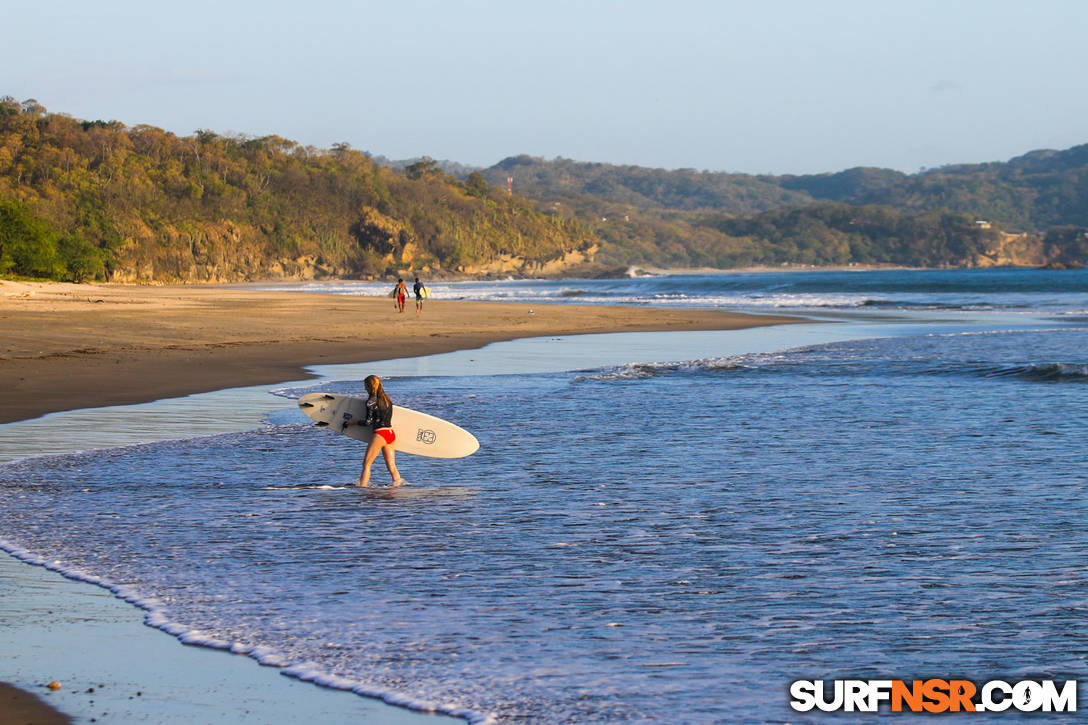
[2,329,1087,722]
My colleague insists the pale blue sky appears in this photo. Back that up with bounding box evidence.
[4,0,1087,174]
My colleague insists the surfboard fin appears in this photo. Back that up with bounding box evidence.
[315,421,329,427]
[299,402,315,408]
[321,394,336,400]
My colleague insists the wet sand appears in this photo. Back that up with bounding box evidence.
[0,682,72,725]
[0,280,803,423]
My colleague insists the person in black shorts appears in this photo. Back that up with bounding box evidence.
[413,277,425,314]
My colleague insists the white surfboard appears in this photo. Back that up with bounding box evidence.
[297,392,479,458]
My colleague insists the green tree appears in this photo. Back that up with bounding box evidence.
[465,171,490,198]
[57,233,107,281]
[0,198,63,277]
[405,157,438,180]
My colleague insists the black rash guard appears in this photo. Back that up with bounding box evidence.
[362,397,393,430]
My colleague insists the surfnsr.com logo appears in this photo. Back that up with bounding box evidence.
[790,679,1077,713]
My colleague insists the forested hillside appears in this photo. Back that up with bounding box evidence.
[483,146,1088,233]
[0,98,596,282]
[484,155,813,215]
[2,96,1086,282]
[576,203,1049,270]
[477,151,1088,269]
[775,146,1088,231]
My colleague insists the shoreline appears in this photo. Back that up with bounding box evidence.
[0,546,463,725]
[0,280,805,424]
[0,314,853,725]
[1,280,815,724]
[0,682,71,725]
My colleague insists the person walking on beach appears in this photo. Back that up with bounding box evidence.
[347,375,406,487]
[392,278,408,313]
[413,276,426,314]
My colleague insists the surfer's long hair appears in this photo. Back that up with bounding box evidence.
[364,375,392,409]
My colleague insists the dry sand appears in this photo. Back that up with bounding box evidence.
[1,280,803,424]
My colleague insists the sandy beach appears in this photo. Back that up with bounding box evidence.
[0,280,802,424]
[0,682,70,725]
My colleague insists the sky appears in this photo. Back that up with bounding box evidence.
[4,0,1088,175]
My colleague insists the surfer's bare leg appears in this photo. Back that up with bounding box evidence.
[383,447,406,486]
[358,436,384,487]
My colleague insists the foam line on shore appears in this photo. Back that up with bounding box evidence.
[0,537,482,722]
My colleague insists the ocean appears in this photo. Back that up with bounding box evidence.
[258,267,1088,314]
[2,268,1086,723]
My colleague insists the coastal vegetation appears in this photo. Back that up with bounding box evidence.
[1,96,1085,282]
[483,147,1088,232]
[480,153,1088,269]
[0,98,596,282]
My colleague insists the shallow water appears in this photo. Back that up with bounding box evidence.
[2,318,1086,722]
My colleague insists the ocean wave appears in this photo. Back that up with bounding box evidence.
[927,327,1088,338]
[574,337,1088,386]
[859,299,1008,311]
[969,362,1088,382]
[682,293,867,308]
[246,269,1088,315]
[574,356,768,381]
[580,358,1088,384]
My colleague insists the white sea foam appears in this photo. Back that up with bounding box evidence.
[0,537,492,723]
[249,270,1088,317]
[575,351,786,381]
[255,281,873,308]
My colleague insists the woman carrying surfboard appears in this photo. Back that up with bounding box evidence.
[350,375,406,487]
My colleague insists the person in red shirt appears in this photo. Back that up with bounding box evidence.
[392,279,408,313]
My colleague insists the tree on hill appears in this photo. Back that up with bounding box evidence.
[0,100,597,282]
[482,145,1088,235]
[0,198,62,278]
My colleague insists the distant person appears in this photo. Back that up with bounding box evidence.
[392,278,407,313]
[347,375,406,487]
[413,276,426,313]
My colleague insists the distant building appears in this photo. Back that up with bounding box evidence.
[975,220,992,229]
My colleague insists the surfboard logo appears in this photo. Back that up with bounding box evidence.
[416,428,437,444]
